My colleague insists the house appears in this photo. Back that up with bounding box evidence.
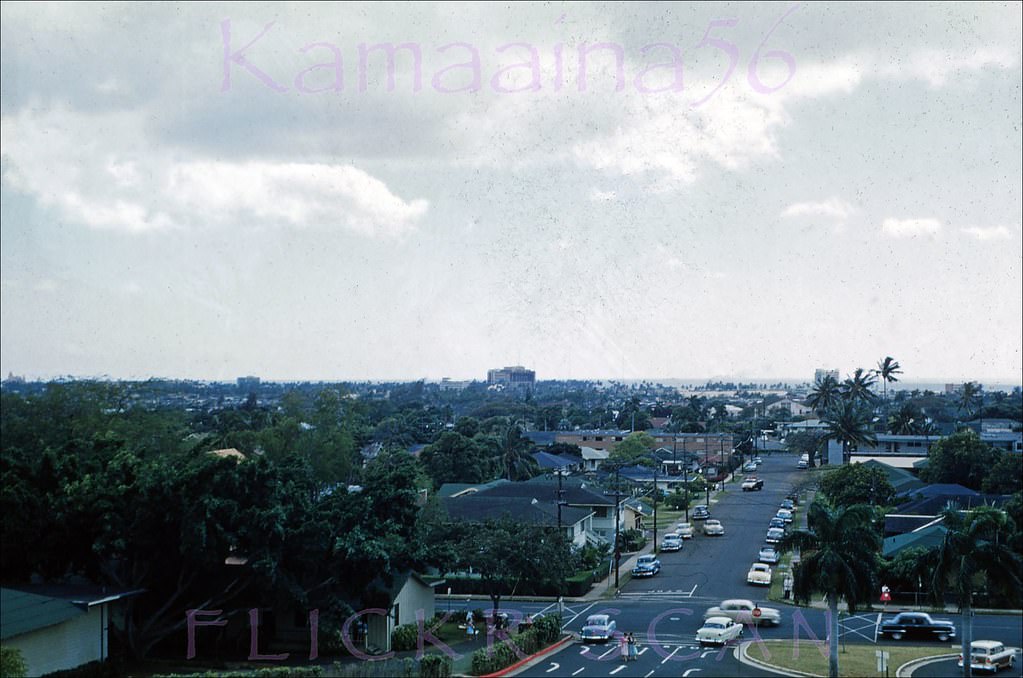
[882,524,948,557]
[364,573,443,654]
[1,587,142,677]
[769,399,813,416]
[840,431,1023,467]
[441,495,594,549]
[857,460,926,496]
[437,479,510,499]
[531,451,582,474]
[580,446,610,471]
[622,499,651,531]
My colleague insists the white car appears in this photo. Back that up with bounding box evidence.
[958,640,1017,673]
[580,614,617,643]
[676,522,695,539]
[742,461,757,472]
[758,545,780,564]
[747,563,772,586]
[766,527,785,544]
[705,599,781,626]
[661,533,683,552]
[696,616,743,646]
[776,509,794,524]
[703,519,725,536]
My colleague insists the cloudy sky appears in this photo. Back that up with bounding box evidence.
[1,2,1021,382]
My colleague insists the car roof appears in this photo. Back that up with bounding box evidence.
[586,614,609,622]
[722,599,755,606]
[970,640,1002,649]
[704,616,733,625]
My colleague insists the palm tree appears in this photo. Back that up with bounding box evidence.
[778,501,881,678]
[822,399,876,464]
[888,403,919,435]
[927,505,1022,677]
[807,375,841,415]
[841,368,879,407]
[875,357,902,421]
[957,382,982,430]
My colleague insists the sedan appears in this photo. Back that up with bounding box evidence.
[758,545,780,564]
[769,517,786,530]
[742,461,757,473]
[705,599,781,626]
[703,519,725,536]
[958,640,1017,673]
[580,614,617,643]
[697,616,743,646]
[765,527,785,544]
[776,509,794,524]
[632,554,661,577]
[747,563,772,586]
[661,534,683,552]
[676,522,695,539]
[780,499,796,511]
[692,505,711,520]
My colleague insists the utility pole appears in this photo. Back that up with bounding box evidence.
[681,436,689,521]
[556,469,565,532]
[652,461,659,551]
[614,465,622,588]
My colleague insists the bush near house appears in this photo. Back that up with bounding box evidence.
[469,614,562,675]
[0,647,27,678]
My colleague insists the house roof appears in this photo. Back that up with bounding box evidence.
[580,447,609,460]
[478,478,615,506]
[894,493,1011,516]
[436,479,510,498]
[523,431,558,446]
[1,588,85,640]
[208,448,245,461]
[913,484,979,498]
[441,496,592,527]
[882,524,947,557]
[858,460,926,494]
[531,451,579,470]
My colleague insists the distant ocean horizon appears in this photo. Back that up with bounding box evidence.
[611,378,1022,393]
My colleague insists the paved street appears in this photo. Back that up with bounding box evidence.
[498,453,1023,677]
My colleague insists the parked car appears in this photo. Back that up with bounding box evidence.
[785,491,800,506]
[752,456,763,465]
[632,554,661,577]
[696,616,744,645]
[741,477,764,491]
[958,640,1016,673]
[758,545,780,564]
[765,527,785,544]
[775,509,794,524]
[703,519,725,536]
[780,499,796,511]
[769,517,786,530]
[580,614,617,643]
[676,522,695,539]
[692,505,711,520]
[704,599,781,626]
[797,459,809,469]
[746,563,772,586]
[879,612,956,642]
[661,533,683,552]
[742,461,758,473]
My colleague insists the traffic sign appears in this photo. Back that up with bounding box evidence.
[752,607,762,618]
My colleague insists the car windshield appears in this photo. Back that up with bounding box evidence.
[638,556,655,564]
[705,622,725,629]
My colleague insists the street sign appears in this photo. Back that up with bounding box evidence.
[752,607,762,618]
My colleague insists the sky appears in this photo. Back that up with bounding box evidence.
[1,2,1021,383]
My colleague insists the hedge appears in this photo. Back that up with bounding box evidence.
[1,647,27,678]
[469,614,561,675]
[333,656,450,678]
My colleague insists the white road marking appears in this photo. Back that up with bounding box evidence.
[638,646,648,656]
[572,669,584,676]
[645,672,655,678]
[661,646,681,664]
[545,662,560,673]
[682,669,703,677]
[874,613,882,643]
[701,649,717,658]
[597,646,619,660]
[579,646,590,655]
[685,584,699,597]
[609,666,626,675]
[565,601,599,627]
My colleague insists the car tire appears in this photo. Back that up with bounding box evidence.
[891,632,903,640]
[937,632,949,642]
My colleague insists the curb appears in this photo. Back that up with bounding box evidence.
[895,653,958,678]
[738,640,822,677]
[478,634,575,678]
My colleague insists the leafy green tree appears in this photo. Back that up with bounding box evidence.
[927,506,1022,677]
[983,454,1023,495]
[819,464,896,508]
[784,431,826,463]
[919,430,1000,490]
[821,400,876,465]
[610,432,656,466]
[888,403,924,434]
[420,432,495,486]
[778,502,881,678]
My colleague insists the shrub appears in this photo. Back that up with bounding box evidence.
[391,622,419,652]
[0,647,27,678]
[418,654,452,678]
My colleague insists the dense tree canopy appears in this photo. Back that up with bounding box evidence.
[919,430,1001,491]
[819,464,896,508]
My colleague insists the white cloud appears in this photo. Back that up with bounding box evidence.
[781,198,856,221]
[881,217,942,238]
[588,188,618,202]
[1,110,428,238]
[961,224,1017,241]
[892,47,1020,88]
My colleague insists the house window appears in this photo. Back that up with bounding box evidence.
[595,436,604,441]
[595,507,608,518]
[615,437,623,442]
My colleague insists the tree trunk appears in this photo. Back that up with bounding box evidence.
[828,595,840,678]
[961,593,972,678]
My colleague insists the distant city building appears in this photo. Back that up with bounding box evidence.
[487,365,535,387]
[814,369,840,383]
[944,383,959,394]
[237,376,260,390]
[438,378,470,391]
[4,372,25,384]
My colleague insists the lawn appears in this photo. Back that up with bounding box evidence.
[745,639,952,677]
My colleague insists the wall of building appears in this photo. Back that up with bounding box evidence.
[8,606,104,677]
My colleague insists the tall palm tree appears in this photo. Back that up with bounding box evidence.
[875,357,902,421]
[841,368,879,407]
[778,501,881,678]
[957,382,982,430]
[888,403,922,435]
[927,505,1022,677]
[807,375,841,415]
[822,399,876,464]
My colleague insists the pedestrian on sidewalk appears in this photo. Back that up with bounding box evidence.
[783,574,793,600]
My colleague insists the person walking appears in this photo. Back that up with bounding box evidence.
[628,632,638,661]
[619,633,629,661]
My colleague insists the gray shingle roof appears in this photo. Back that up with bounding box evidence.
[441,496,592,526]
[1,588,84,640]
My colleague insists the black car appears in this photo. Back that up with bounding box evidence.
[692,505,711,520]
[880,613,956,642]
